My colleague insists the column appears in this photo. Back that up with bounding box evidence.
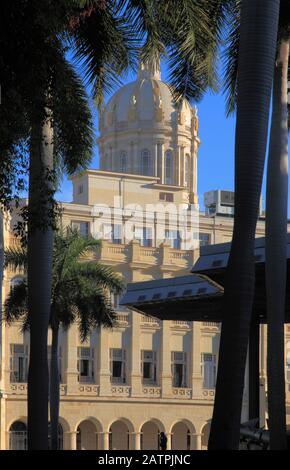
[192,433,202,450]
[0,394,6,450]
[102,432,110,450]
[66,431,77,450]
[160,320,172,398]
[130,311,142,396]
[66,324,79,395]
[133,432,141,450]
[130,141,134,174]
[192,153,198,195]
[180,146,185,186]
[98,327,112,396]
[109,145,113,170]
[248,317,260,420]
[165,433,172,450]
[133,141,139,174]
[157,142,164,183]
[176,146,181,186]
[154,142,158,177]
[191,322,203,397]
[259,324,267,427]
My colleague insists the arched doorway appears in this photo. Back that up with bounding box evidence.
[141,421,162,450]
[48,423,63,450]
[9,421,27,450]
[76,420,98,450]
[109,420,130,450]
[171,422,191,450]
[201,422,211,450]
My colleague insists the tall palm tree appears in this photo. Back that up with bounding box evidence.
[222,0,290,449]
[208,0,281,449]
[0,0,133,449]
[0,0,229,449]
[265,21,290,449]
[4,228,124,450]
[0,209,4,382]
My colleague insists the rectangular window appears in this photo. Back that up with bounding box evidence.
[171,352,187,388]
[110,349,126,384]
[71,220,90,237]
[159,192,174,202]
[141,350,157,385]
[199,233,211,246]
[165,229,181,249]
[77,347,94,384]
[135,226,153,247]
[103,224,122,244]
[201,353,217,389]
[10,344,28,383]
[78,184,83,194]
[112,224,122,244]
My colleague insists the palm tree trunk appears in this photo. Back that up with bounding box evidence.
[50,325,60,450]
[208,0,280,449]
[27,109,54,450]
[265,38,289,450]
[0,208,4,380]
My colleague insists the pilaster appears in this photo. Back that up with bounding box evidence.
[98,327,112,396]
[191,322,203,397]
[130,311,142,396]
[65,324,79,395]
[161,320,172,398]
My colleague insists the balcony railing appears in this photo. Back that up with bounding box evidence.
[116,313,130,326]
[90,240,195,269]
[140,315,160,327]
[171,321,191,328]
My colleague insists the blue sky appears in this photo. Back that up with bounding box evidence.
[55,59,287,213]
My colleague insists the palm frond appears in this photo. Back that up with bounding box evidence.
[3,281,28,327]
[52,52,94,174]
[75,261,125,293]
[4,246,27,271]
[123,0,165,68]
[157,0,227,102]
[75,286,117,342]
[68,0,138,108]
[222,0,241,116]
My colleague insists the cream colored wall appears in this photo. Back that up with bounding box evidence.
[3,193,290,450]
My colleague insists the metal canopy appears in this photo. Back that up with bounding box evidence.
[120,274,224,322]
[121,234,290,323]
[191,234,290,323]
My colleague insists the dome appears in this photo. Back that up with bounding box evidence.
[97,59,199,203]
[100,61,193,131]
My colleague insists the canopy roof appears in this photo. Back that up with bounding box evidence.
[120,274,223,322]
[121,234,290,323]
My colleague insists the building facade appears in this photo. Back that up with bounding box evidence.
[1,61,290,450]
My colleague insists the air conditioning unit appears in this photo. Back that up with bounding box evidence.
[204,190,263,217]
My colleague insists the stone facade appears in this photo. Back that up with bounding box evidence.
[1,60,290,450]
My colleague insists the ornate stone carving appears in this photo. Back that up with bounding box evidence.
[178,111,186,125]
[128,94,137,122]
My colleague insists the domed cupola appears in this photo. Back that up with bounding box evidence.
[98,58,200,203]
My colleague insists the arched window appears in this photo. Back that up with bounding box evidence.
[120,151,127,173]
[184,154,190,187]
[165,150,173,185]
[9,421,27,450]
[141,149,151,176]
